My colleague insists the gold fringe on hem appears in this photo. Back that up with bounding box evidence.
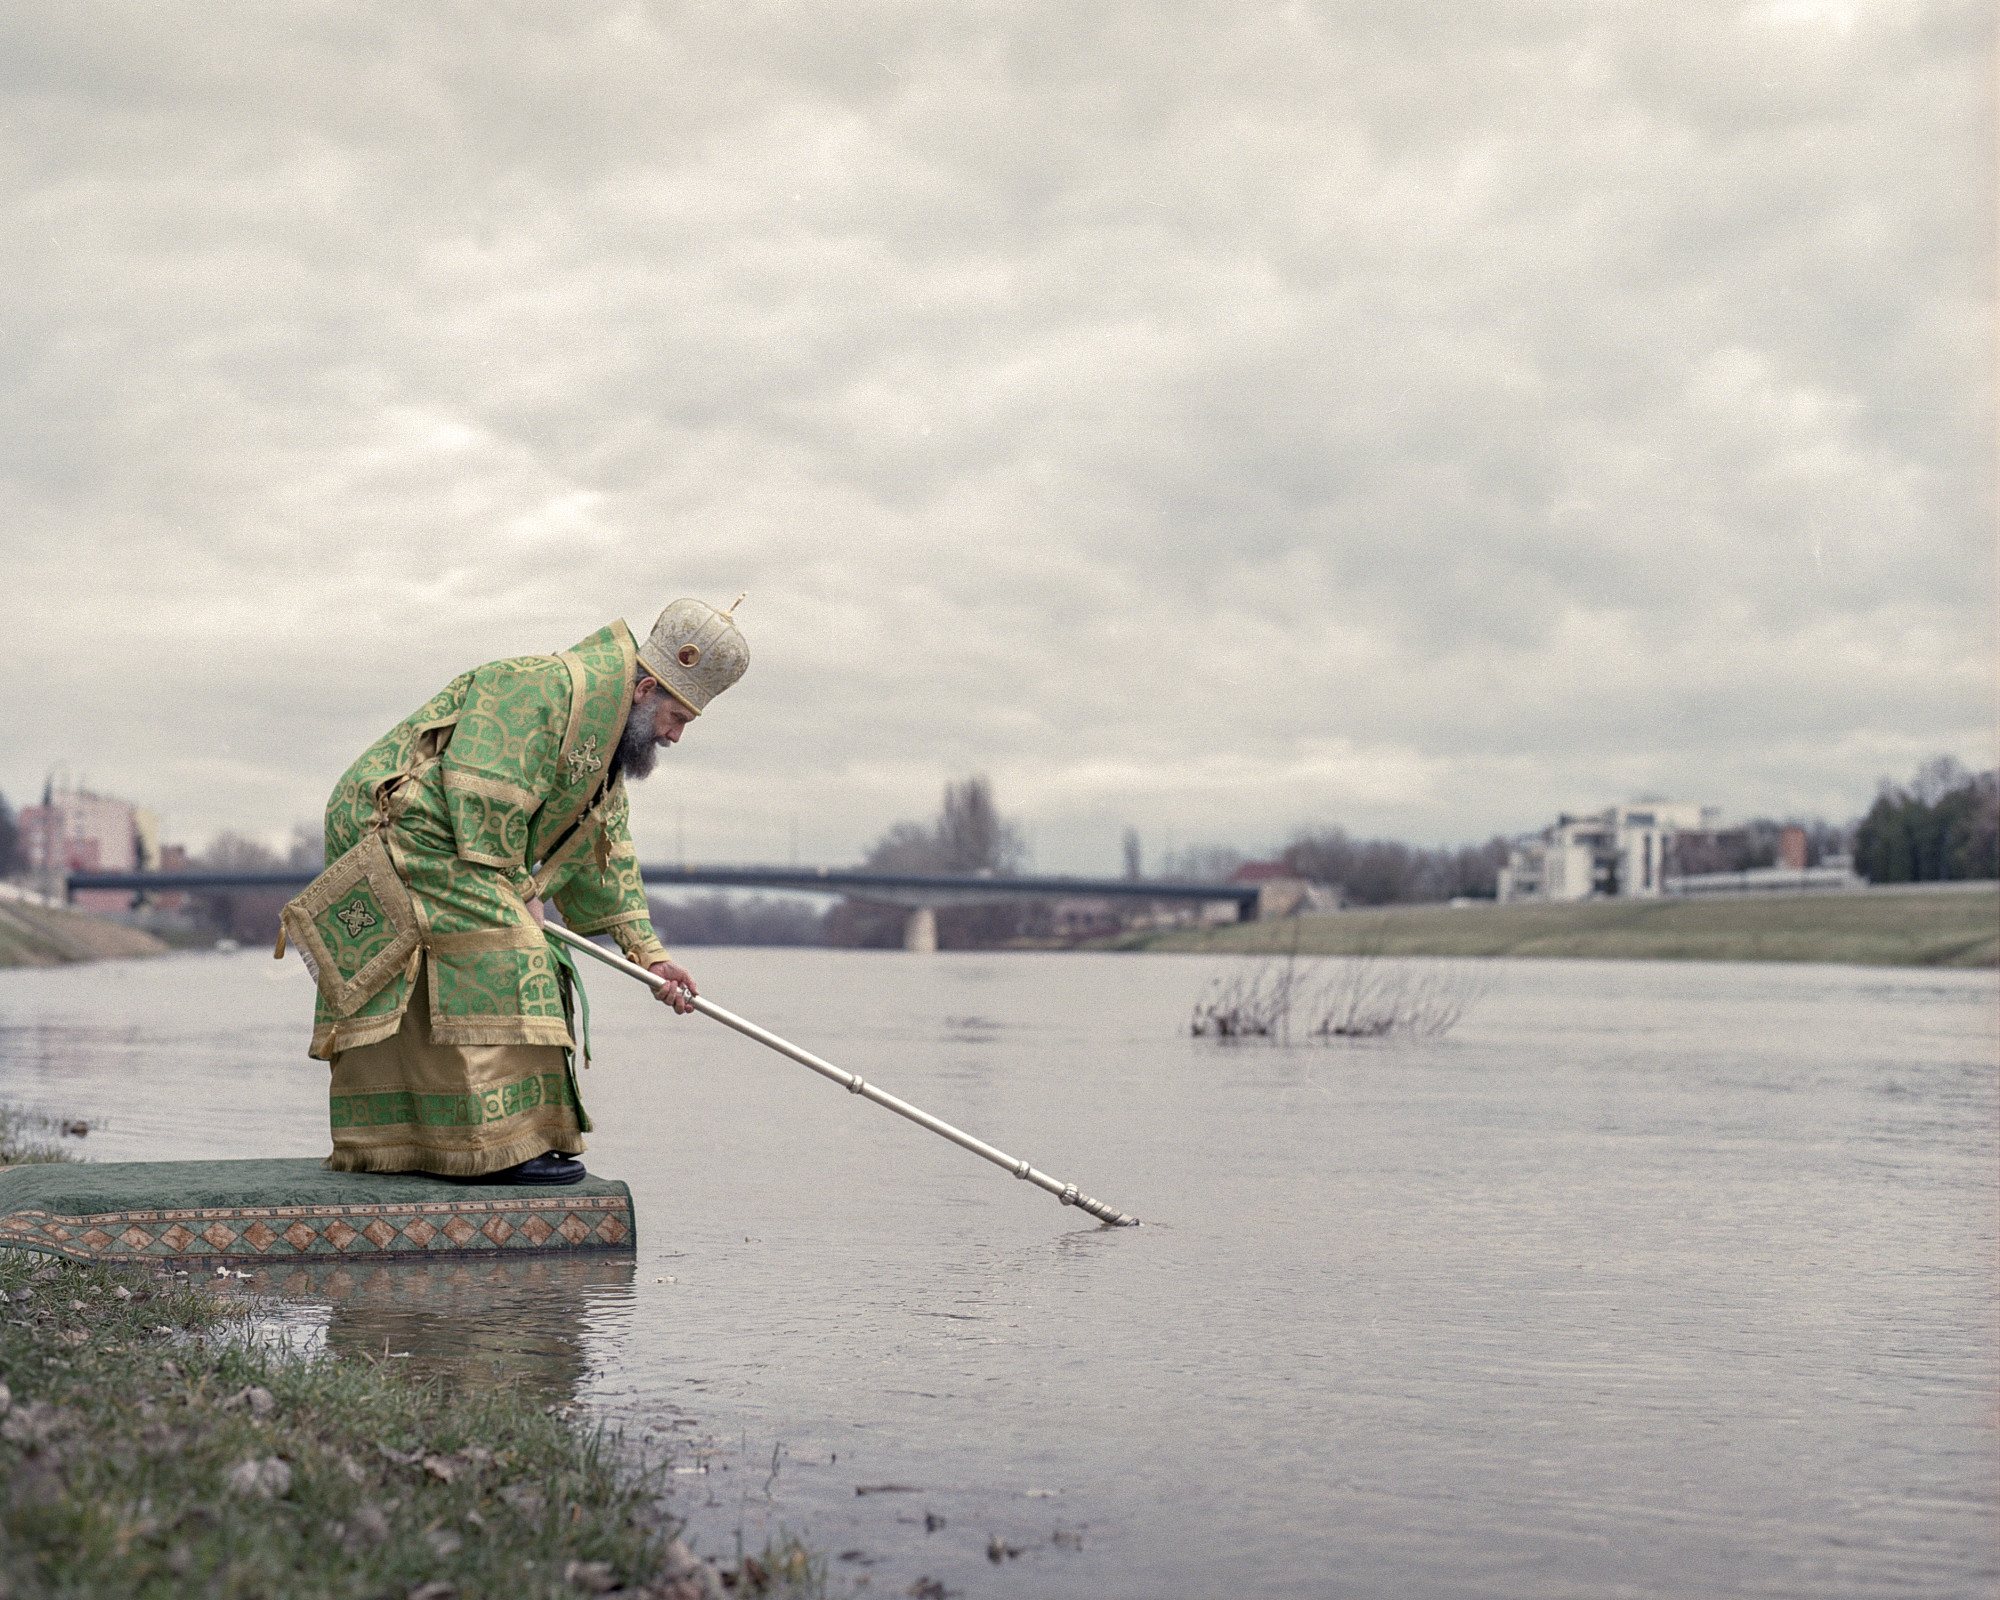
[322,1126,586,1178]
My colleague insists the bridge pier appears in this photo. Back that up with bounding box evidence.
[903,906,938,953]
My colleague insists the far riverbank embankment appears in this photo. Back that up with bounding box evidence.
[0,899,168,968]
[1105,883,1999,968]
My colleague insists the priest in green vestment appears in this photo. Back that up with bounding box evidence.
[281,596,749,1186]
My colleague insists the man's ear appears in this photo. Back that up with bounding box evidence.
[635,674,658,697]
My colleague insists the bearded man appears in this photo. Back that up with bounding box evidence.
[279,598,748,1186]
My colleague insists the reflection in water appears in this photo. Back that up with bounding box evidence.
[229,1253,636,1401]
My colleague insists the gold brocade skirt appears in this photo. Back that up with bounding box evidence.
[324,958,585,1177]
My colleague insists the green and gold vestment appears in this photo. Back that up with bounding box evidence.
[292,620,671,1174]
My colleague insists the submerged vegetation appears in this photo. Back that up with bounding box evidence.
[1192,949,1487,1043]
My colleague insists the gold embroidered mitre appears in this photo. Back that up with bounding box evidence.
[636,594,749,715]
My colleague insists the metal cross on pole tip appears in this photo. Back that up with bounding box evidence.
[542,923,1140,1227]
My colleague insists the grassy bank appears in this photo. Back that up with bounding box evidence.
[0,1248,743,1599]
[1107,886,1998,968]
[0,900,167,968]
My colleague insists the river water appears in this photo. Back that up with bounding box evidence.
[0,947,1993,1598]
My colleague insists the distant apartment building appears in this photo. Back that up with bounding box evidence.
[1497,801,1721,904]
[17,783,158,914]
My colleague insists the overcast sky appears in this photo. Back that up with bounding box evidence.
[2,0,1992,873]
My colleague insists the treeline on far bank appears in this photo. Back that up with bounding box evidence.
[1850,758,1998,886]
[13,760,1995,955]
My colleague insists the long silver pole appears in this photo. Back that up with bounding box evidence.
[544,923,1138,1226]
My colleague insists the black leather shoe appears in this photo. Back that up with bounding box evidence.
[496,1152,587,1186]
[422,1152,587,1186]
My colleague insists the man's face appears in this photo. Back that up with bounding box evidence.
[646,687,695,746]
[620,678,695,781]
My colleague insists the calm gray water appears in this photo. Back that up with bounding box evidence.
[0,947,1994,1599]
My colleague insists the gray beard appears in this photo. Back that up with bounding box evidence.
[619,694,668,780]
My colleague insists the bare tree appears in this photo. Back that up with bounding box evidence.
[646,893,826,946]
[1912,755,1971,806]
[1281,828,1510,903]
[860,820,945,874]
[287,823,325,871]
[192,832,288,944]
[0,792,19,877]
[829,775,1033,947]
[938,775,1025,874]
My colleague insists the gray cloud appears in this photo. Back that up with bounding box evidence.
[1,0,1990,871]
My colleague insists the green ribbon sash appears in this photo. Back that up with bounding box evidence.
[545,929,595,1134]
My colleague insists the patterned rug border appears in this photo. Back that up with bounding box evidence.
[0,1195,629,1227]
[0,1198,634,1264]
[70,1247,626,1268]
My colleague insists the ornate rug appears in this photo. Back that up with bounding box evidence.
[0,1159,634,1263]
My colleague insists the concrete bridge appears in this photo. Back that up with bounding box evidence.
[64,865,1259,951]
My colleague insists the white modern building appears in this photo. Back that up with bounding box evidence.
[1497,801,1722,904]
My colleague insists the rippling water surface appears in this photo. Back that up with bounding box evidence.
[1,946,1994,1598]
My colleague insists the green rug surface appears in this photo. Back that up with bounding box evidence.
[0,1158,634,1263]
